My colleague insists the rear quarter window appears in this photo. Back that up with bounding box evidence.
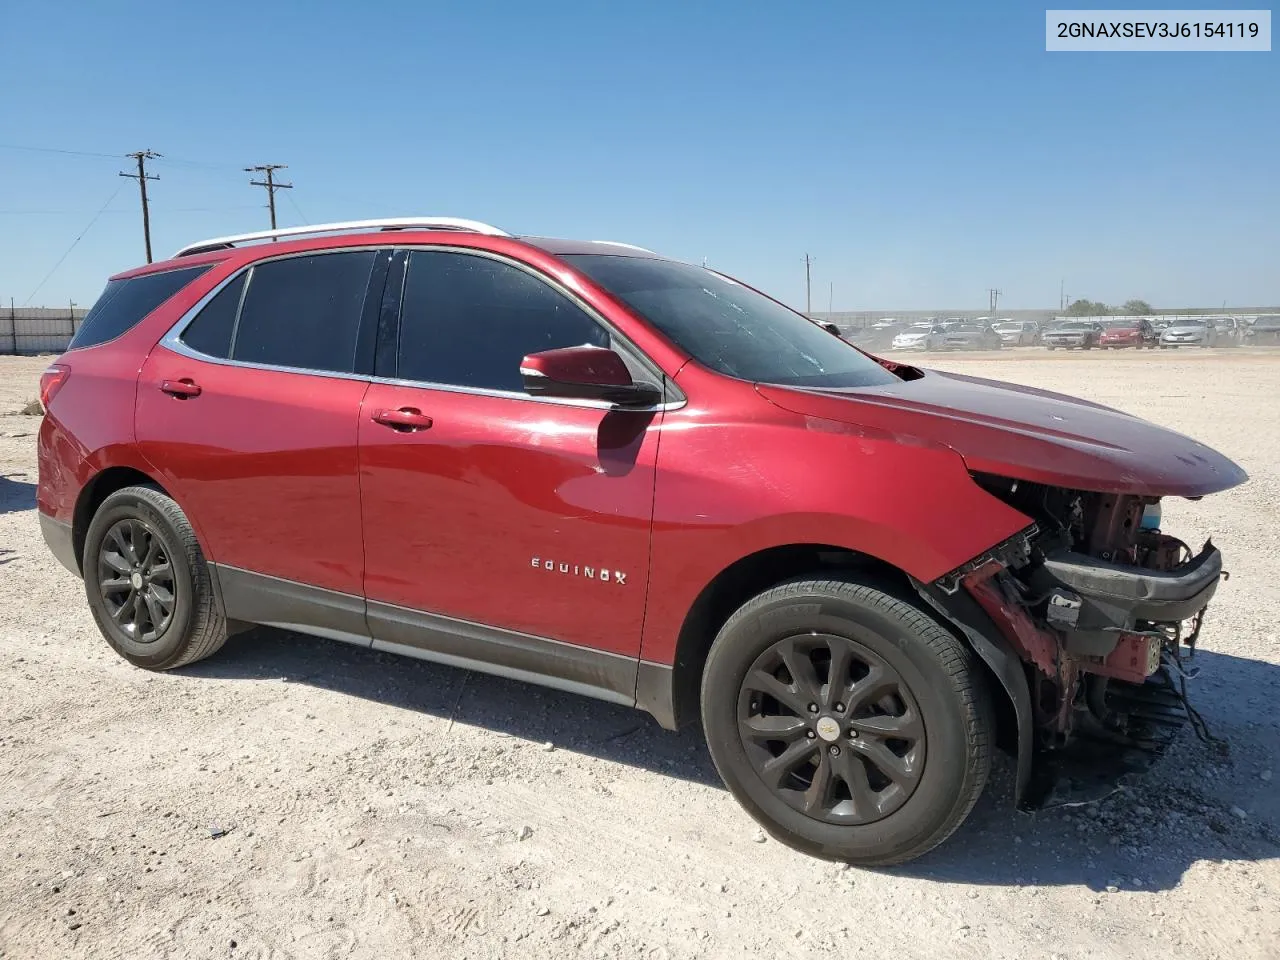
[70,265,211,350]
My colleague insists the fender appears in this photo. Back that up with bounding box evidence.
[913,577,1034,807]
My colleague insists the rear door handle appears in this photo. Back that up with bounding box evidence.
[160,378,202,399]
[372,407,433,432]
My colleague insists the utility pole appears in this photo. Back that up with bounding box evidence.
[1059,279,1065,312]
[245,164,293,230]
[119,150,161,263]
[988,287,1003,316]
[828,281,834,315]
[804,253,813,315]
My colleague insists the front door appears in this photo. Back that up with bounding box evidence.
[358,249,663,691]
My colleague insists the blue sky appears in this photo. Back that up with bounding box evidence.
[1,1,1275,311]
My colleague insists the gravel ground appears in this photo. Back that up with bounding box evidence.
[1,349,1276,960]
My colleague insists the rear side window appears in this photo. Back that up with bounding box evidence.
[397,251,608,391]
[179,273,246,359]
[231,252,377,373]
[70,265,210,350]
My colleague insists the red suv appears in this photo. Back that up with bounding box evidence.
[38,218,1245,865]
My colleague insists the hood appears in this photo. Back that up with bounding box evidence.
[757,370,1246,497]
[1163,324,1207,335]
[1101,327,1139,337]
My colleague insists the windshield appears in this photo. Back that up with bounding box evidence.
[954,324,985,333]
[565,255,899,388]
[992,322,1020,331]
[1059,322,1093,331]
[1176,318,1208,326]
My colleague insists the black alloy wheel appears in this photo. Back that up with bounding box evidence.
[97,518,176,642]
[701,577,993,865]
[82,484,230,670]
[737,633,925,824]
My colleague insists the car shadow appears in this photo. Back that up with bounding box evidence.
[183,631,1279,890]
[0,474,36,515]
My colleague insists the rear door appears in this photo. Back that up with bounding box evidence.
[136,248,390,640]
[357,248,664,691]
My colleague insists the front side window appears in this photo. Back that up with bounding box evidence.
[396,251,609,391]
[231,251,377,373]
[71,265,210,350]
[565,255,897,389]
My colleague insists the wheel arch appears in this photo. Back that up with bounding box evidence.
[72,466,171,572]
[640,543,911,730]
[637,541,1027,801]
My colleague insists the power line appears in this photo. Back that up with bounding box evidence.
[0,209,131,215]
[120,150,161,263]
[283,189,310,225]
[0,142,246,171]
[23,184,123,306]
[0,142,124,160]
[245,164,292,230]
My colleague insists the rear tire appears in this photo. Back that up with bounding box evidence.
[83,485,228,670]
[700,577,993,866]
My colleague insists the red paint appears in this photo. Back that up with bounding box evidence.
[358,382,660,656]
[964,563,1059,676]
[758,370,1245,498]
[36,227,1248,676]
[135,346,369,596]
[1098,326,1149,348]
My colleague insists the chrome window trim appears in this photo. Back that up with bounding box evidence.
[158,244,687,413]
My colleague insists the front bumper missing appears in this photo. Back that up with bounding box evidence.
[924,535,1226,808]
[961,540,1223,684]
[1028,540,1222,666]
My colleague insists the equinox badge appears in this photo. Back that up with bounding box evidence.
[531,557,627,585]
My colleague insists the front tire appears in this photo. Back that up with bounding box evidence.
[83,485,228,670]
[700,578,993,866]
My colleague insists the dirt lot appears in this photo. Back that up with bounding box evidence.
[1,349,1277,960]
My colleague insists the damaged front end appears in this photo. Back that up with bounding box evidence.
[918,476,1227,808]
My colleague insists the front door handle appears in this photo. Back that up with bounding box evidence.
[372,407,433,432]
[160,378,202,399]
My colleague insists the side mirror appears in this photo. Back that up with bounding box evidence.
[520,345,662,407]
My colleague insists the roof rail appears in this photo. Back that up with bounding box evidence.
[588,240,657,254]
[172,217,511,258]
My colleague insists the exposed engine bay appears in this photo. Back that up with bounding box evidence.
[922,473,1227,807]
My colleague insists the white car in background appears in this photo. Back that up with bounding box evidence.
[891,322,946,350]
[992,319,1041,346]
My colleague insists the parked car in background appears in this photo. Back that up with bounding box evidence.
[941,322,1002,351]
[1099,318,1157,349]
[1245,314,1280,345]
[890,323,946,351]
[849,321,907,351]
[1159,317,1230,348]
[991,319,1040,346]
[1210,316,1243,346]
[1042,321,1101,350]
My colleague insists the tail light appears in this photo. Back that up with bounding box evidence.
[39,364,70,410]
